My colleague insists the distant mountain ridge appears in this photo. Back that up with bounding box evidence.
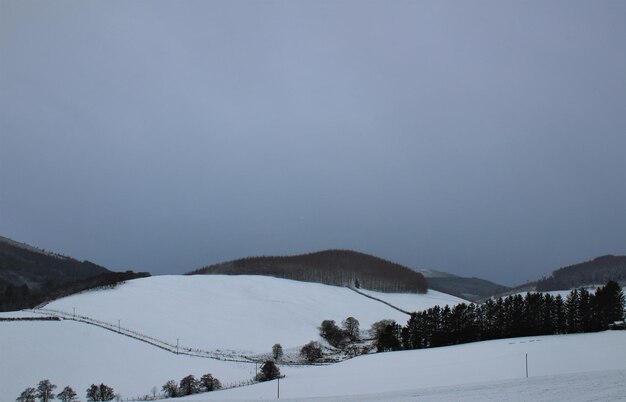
[0,236,149,311]
[0,236,110,291]
[188,249,428,294]
[426,276,510,302]
[535,255,626,291]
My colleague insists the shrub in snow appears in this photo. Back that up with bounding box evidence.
[300,341,323,362]
[161,380,178,398]
[256,360,280,382]
[200,373,221,392]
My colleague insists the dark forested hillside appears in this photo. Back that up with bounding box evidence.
[188,249,428,293]
[536,255,626,291]
[0,236,150,311]
[426,276,510,302]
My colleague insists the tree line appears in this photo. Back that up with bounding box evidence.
[376,280,625,352]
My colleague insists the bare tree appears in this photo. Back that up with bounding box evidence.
[16,388,36,402]
[272,343,283,361]
[342,317,360,341]
[57,386,78,402]
[36,380,56,402]
[161,380,178,398]
[179,375,200,396]
[200,373,221,392]
[300,341,323,362]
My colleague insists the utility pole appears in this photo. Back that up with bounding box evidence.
[118,319,121,333]
[72,307,75,319]
[525,353,528,378]
[277,376,280,399]
[176,338,179,354]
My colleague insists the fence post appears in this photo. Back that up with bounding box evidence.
[525,353,528,378]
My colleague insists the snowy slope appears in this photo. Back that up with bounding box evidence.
[0,275,462,399]
[176,370,626,402]
[183,331,626,401]
[356,287,467,313]
[0,318,256,401]
[3,275,624,401]
[42,275,461,354]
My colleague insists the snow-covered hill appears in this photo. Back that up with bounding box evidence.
[2,275,624,401]
[0,275,464,399]
[42,275,465,354]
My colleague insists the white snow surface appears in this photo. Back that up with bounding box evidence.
[42,275,461,353]
[2,275,625,401]
[175,331,626,401]
[357,287,467,312]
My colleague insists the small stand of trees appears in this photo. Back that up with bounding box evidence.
[319,317,360,348]
[17,381,80,402]
[86,383,115,401]
[162,373,221,398]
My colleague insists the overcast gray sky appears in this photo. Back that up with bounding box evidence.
[1,1,625,285]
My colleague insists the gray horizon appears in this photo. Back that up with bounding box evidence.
[2,1,625,286]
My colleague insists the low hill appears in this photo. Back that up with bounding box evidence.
[42,275,460,355]
[415,268,510,301]
[535,255,626,291]
[2,286,624,401]
[188,249,428,293]
[0,236,149,311]
[426,276,510,301]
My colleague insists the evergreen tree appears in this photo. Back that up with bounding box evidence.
[553,294,567,333]
[566,289,581,333]
[376,323,401,352]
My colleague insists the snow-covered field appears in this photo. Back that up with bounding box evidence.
[0,318,256,400]
[42,275,462,353]
[0,275,461,399]
[1,275,624,401]
[180,331,626,401]
[193,370,626,402]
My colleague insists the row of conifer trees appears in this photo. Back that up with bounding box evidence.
[377,280,625,352]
